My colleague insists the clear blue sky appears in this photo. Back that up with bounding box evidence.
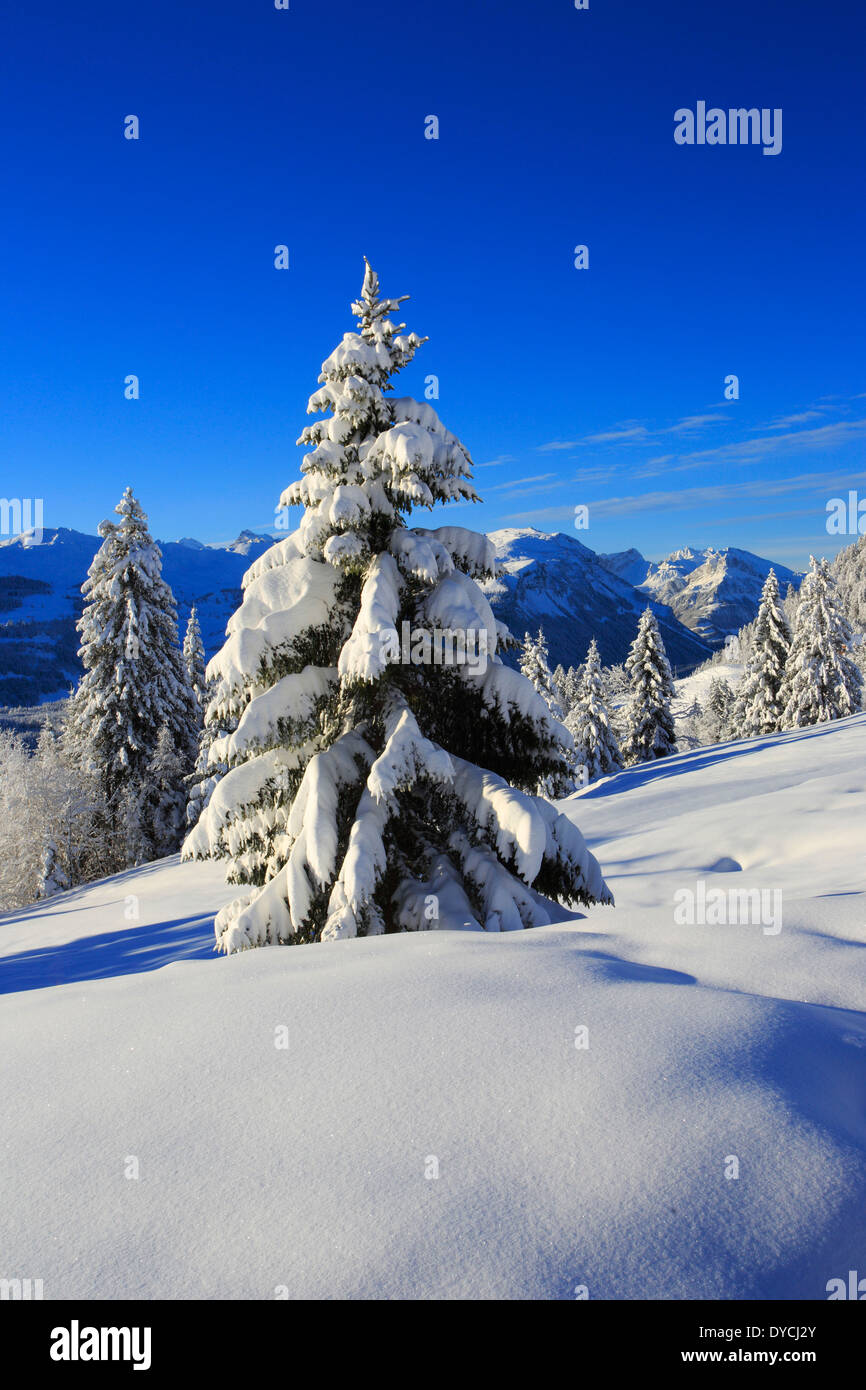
[1,0,864,568]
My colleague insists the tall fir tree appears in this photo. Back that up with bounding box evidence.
[733,569,792,735]
[701,676,735,745]
[183,607,207,711]
[143,724,189,857]
[566,638,622,782]
[185,676,233,831]
[782,581,800,634]
[780,557,862,727]
[66,488,199,857]
[519,628,575,795]
[678,695,704,751]
[185,261,610,950]
[561,665,583,714]
[621,607,678,765]
[519,628,565,719]
[553,661,573,717]
[832,533,866,635]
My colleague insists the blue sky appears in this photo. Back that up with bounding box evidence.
[1,0,864,568]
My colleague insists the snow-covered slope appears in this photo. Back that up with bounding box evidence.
[2,714,864,1300]
[484,528,712,674]
[673,660,744,713]
[0,527,274,703]
[600,546,802,648]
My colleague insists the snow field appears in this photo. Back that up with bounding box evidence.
[1,716,864,1299]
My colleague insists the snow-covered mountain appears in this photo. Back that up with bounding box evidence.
[0,527,273,704]
[483,529,713,674]
[600,545,802,647]
[3,712,864,1298]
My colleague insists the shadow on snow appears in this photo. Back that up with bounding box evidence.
[0,911,217,995]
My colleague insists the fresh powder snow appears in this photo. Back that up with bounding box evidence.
[2,713,864,1299]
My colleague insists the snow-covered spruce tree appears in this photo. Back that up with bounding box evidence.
[677,695,704,751]
[185,679,230,830]
[621,607,678,765]
[701,676,735,745]
[566,638,622,782]
[835,536,866,686]
[185,261,610,950]
[733,569,791,736]
[780,557,862,728]
[115,783,150,869]
[66,488,200,860]
[519,629,564,719]
[143,725,189,857]
[183,606,207,710]
[518,628,575,794]
[180,607,210,828]
[551,663,581,718]
[561,664,584,715]
[37,839,71,899]
[833,533,866,635]
[782,581,800,635]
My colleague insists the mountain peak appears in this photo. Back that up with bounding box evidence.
[222,530,273,556]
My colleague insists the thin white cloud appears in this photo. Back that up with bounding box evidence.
[584,425,650,443]
[484,472,560,492]
[666,414,725,433]
[499,504,578,527]
[649,418,866,476]
[762,410,824,430]
[591,468,866,518]
[537,413,723,452]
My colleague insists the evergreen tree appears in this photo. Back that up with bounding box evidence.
[621,607,678,765]
[36,839,71,899]
[185,676,234,831]
[519,629,575,794]
[780,557,862,727]
[701,676,735,745]
[561,665,584,715]
[782,581,800,634]
[678,695,704,751]
[733,569,791,735]
[65,488,199,862]
[144,725,189,857]
[519,628,564,719]
[185,261,610,950]
[566,638,622,782]
[183,607,207,711]
[833,533,866,634]
[114,783,149,869]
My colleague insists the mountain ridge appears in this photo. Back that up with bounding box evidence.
[0,524,791,705]
[600,543,802,646]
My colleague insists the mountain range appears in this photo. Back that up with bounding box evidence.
[0,525,798,706]
[483,530,714,674]
[599,545,802,647]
